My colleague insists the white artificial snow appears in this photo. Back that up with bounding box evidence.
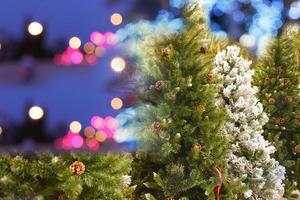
[213,45,285,200]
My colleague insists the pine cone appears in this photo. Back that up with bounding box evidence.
[284,96,293,103]
[154,80,164,91]
[295,145,300,154]
[151,121,161,133]
[275,118,285,126]
[197,104,206,112]
[268,98,276,105]
[275,67,283,74]
[70,161,85,176]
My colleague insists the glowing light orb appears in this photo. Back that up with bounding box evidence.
[95,46,106,57]
[105,32,119,45]
[69,37,81,49]
[90,32,103,45]
[114,128,129,143]
[28,106,44,120]
[239,34,256,48]
[110,57,126,72]
[69,121,82,133]
[91,116,104,130]
[86,139,100,151]
[83,42,95,54]
[70,51,83,64]
[110,13,123,26]
[28,22,43,36]
[95,131,107,142]
[84,126,96,138]
[71,134,84,148]
[105,116,119,130]
[111,97,123,110]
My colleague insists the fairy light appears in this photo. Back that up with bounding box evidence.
[69,37,81,49]
[69,121,82,133]
[28,106,44,120]
[110,57,126,72]
[111,13,123,26]
[28,22,43,36]
[111,97,123,110]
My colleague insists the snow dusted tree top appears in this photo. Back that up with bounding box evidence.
[213,45,285,200]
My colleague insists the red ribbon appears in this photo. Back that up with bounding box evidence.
[214,166,223,200]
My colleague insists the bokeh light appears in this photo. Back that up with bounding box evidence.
[95,131,107,142]
[95,46,106,57]
[86,138,100,151]
[70,51,83,64]
[105,116,119,130]
[71,134,84,148]
[110,57,126,72]
[69,37,81,49]
[90,32,104,45]
[91,116,105,130]
[28,22,43,36]
[111,13,123,26]
[28,106,44,120]
[69,121,82,133]
[84,126,96,138]
[111,97,123,110]
[83,42,95,54]
[0,126,2,135]
[239,34,256,48]
[105,32,119,45]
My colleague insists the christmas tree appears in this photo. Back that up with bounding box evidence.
[0,153,132,199]
[127,4,244,200]
[255,32,300,199]
[213,45,285,199]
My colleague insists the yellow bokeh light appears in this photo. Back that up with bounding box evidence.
[84,126,96,138]
[69,121,82,133]
[110,13,123,26]
[111,97,123,110]
[28,106,44,120]
[110,57,126,72]
[28,22,43,36]
[95,131,107,142]
[69,37,81,49]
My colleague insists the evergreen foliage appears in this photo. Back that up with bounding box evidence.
[0,153,132,200]
[128,4,244,200]
[213,45,285,200]
[255,35,300,199]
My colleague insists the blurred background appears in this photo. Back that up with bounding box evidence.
[0,0,298,152]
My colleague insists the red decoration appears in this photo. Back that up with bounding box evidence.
[214,166,223,200]
[283,78,289,85]
[151,121,161,133]
[275,118,285,126]
[268,98,276,105]
[70,161,85,176]
[155,80,164,91]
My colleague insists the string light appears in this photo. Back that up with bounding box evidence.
[111,57,126,72]
[111,97,123,110]
[28,22,43,36]
[69,37,81,49]
[28,106,44,120]
[69,121,82,133]
[111,13,123,26]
